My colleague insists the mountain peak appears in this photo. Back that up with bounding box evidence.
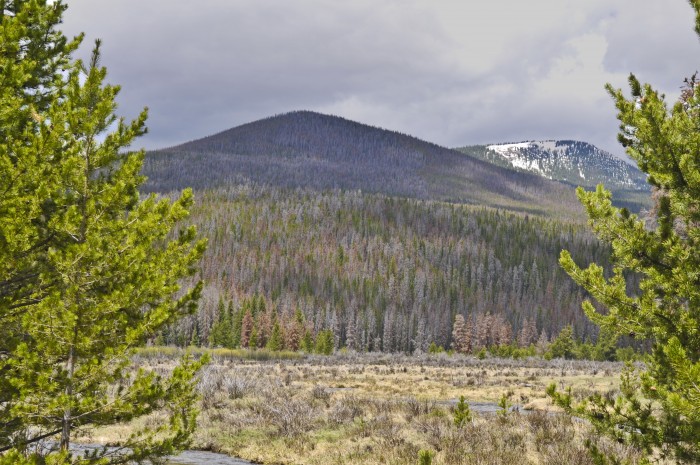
[459,140,648,191]
[164,110,441,157]
[144,113,585,217]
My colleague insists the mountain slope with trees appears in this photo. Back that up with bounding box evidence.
[142,112,649,355]
[164,186,620,354]
[144,111,584,218]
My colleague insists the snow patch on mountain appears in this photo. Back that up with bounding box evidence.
[489,142,532,153]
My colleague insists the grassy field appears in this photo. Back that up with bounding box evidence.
[81,350,650,465]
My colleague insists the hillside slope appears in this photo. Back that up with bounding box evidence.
[144,111,583,217]
[166,187,612,351]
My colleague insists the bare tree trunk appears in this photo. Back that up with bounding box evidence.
[61,109,93,452]
[60,342,75,451]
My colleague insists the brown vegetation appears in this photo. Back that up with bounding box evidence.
[81,352,655,464]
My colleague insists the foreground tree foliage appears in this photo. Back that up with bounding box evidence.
[555,2,700,462]
[0,0,79,330]
[0,1,207,464]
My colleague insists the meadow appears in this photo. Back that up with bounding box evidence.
[80,350,651,465]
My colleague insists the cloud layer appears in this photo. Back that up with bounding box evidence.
[62,1,699,156]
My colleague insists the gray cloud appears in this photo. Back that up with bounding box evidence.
[61,1,699,157]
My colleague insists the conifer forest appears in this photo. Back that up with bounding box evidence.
[160,185,618,354]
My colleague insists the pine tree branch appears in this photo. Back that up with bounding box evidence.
[0,428,63,453]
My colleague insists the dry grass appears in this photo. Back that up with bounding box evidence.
[81,352,650,465]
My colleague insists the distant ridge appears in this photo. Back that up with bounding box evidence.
[143,111,586,217]
[456,140,648,191]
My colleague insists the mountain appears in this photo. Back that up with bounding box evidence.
[143,111,583,217]
[141,112,631,350]
[456,140,648,191]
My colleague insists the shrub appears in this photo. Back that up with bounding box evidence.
[453,395,472,427]
[497,393,512,420]
[417,449,435,465]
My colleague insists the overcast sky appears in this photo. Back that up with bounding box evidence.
[61,1,699,157]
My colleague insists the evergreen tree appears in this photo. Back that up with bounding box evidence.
[545,325,576,360]
[231,300,244,348]
[257,304,272,348]
[254,293,266,315]
[240,309,253,348]
[284,307,304,351]
[453,395,472,428]
[315,329,334,355]
[592,328,618,362]
[208,298,233,348]
[248,324,258,350]
[208,299,224,347]
[451,314,471,354]
[190,321,201,347]
[517,317,538,348]
[474,312,492,350]
[300,329,314,353]
[345,315,356,352]
[0,4,207,463]
[266,320,284,351]
[554,3,700,462]
[536,330,549,355]
[0,0,79,332]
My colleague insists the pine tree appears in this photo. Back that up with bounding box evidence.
[248,324,259,350]
[315,329,334,355]
[266,320,284,351]
[257,304,272,348]
[284,307,304,351]
[0,0,80,334]
[451,314,471,354]
[536,330,549,355]
[413,315,428,354]
[231,300,244,348]
[453,395,472,428]
[493,315,512,347]
[254,293,266,315]
[240,308,253,348]
[345,315,356,351]
[190,321,201,347]
[517,317,538,348]
[474,312,492,350]
[546,326,576,360]
[300,329,314,353]
[0,1,79,140]
[0,4,207,463]
[209,298,233,348]
[554,3,700,462]
[592,328,618,362]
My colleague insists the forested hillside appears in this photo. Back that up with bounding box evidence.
[143,111,584,218]
[163,186,619,352]
[141,111,649,352]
